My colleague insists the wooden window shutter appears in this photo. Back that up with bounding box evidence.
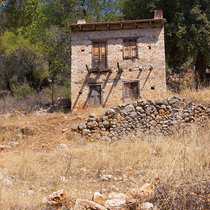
[92,42,106,70]
[123,39,137,59]
[100,44,106,62]
[131,42,137,57]
[123,42,130,58]
[93,44,100,61]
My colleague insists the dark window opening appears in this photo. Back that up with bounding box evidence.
[123,81,139,100]
[92,42,107,70]
[88,84,102,106]
[123,39,138,59]
[151,86,155,90]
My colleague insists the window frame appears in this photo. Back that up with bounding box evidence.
[91,41,107,71]
[122,80,140,101]
[123,38,138,60]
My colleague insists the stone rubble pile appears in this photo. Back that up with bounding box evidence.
[43,183,157,209]
[72,97,209,140]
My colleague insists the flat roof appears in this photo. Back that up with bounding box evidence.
[70,18,166,32]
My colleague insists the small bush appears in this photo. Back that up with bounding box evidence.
[11,82,32,99]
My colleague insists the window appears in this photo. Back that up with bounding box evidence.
[123,39,137,59]
[123,81,139,100]
[92,42,107,70]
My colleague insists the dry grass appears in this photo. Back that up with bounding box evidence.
[167,86,210,104]
[0,122,209,209]
[0,87,209,209]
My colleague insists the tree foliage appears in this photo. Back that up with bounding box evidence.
[0,0,209,96]
[121,0,210,85]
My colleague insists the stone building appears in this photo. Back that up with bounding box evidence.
[70,10,166,110]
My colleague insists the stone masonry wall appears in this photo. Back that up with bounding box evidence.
[72,97,210,140]
[71,26,166,109]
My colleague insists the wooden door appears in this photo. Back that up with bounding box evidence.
[88,85,102,106]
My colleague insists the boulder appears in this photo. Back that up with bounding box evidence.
[168,96,180,105]
[71,124,78,131]
[101,174,113,181]
[89,113,96,118]
[87,121,98,130]
[74,199,106,210]
[124,104,135,113]
[105,193,127,208]
[79,123,86,130]
[106,108,116,116]
[103,120,110,129]
[92,192,105,206]
[157,99,168,105]
[44,189,66,206]
[82,129,90,135]
[140,202,158,210]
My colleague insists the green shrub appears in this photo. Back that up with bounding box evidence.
[12,82,31,99]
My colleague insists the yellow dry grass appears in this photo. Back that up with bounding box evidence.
[167,86,210,104]
[0,87,209,209]
[0,123,209,209]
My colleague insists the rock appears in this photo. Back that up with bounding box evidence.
[102,120,110,129]
[82,129,90,135]
[79,123,86,130]
[136,106,144,113]
[71,124,78,131]
[105,193,127,208]
[16,133,23,140]
[101,174,113,181]
[87,121,98,130]
[130,111,138,118]
[10,141,18,147]
[105,108,116,116]
[0,145,5,152]
[28,190,34,195]
[20,126,34,136]
[168,96,180,105]
[128,183,154,199]
[2,113,12,119]
[62,128,68,133]
[157,99,168,105]
[74,199,106,210]
[92,192,105,206]
[3,179,12,186]
[45,189,66,206]
[29,185,36,190]
[140,202,157,210]
[89,113,96,118]
[124,104,135,113]
[111,185,119,192]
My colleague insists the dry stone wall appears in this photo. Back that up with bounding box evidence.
[72,97,210,140]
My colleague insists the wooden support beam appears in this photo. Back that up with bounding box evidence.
[96,67,102,73]
[149,64,153,71]
[86,65,91,73]
[117,62,123,72]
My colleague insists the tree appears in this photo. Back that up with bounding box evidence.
[121,0,210,86]
[79,0,123,22]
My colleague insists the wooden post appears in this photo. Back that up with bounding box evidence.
[117,62,123,72]
[86,65,91,73]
